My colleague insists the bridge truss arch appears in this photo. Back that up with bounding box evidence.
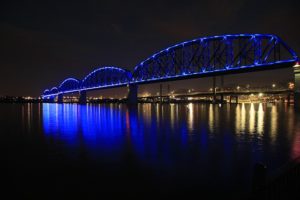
[49,87,58,95]
[81,66,132,90]
[43,89,50,96]
[132,34,298,83]
[58,78,81,93]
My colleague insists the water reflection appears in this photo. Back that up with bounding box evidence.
[270,105,278,144]
[257,103,264,135]
[42,103,296,151]
[249,103,256,134]
[235,103,246,135]
[40,102,299,196]
[208,104,214,133]
[42,103,294,146]
[187,103,194,131]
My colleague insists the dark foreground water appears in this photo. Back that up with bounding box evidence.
[1,103,300,199]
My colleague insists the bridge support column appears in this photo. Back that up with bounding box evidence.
[220,94,224,103]
[287,93,291,105]
[57,94,63,103]
[220,76,225,103]
[127,84,138,104]
[79,90,87,104]
[294,63,300,111]
[212,76,216,103]
[229,95,238,104]
[159,83,163,103]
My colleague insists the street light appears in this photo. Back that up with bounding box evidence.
[272,83,276,88]
[237,86,240,90]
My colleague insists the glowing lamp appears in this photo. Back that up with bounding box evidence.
[294,62,300,68]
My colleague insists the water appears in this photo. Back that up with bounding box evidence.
[2,103,300,199]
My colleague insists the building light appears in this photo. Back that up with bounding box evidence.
[294,62,300,67]
[288,82,294,90]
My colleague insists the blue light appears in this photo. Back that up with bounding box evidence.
[51,87,58,91]
[43,89,50,95]
[58,78,80,88]
[42,34,299,96]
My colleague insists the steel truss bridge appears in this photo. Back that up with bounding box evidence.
[41,34,298,103]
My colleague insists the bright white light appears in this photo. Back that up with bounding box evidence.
[293,62,300,67]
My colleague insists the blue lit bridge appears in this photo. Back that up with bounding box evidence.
[41,34,300,107]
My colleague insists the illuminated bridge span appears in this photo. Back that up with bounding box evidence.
[42,34,299,105]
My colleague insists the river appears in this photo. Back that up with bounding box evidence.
[1,103,300,199]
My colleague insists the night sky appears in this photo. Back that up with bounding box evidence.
[1,0,299,97]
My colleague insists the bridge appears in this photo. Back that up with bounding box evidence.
[138,89,293,103]
[41,34,300,108]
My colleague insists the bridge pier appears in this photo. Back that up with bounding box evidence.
[79,90,87,104]
[127,84,138,104]
[159,83,163,103]
[212,76,216,103]
[229,95,238,104]
[57,94,63,103]
[287,93,291,105]
[50,96,56,103]
[220,94,224,103]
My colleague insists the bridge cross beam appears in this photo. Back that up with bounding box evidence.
[225,38,233,68]
[254,36,262,64]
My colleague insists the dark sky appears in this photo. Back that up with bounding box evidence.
[0,0,299,96]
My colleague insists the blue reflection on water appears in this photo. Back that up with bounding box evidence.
[43,103,129,157]
[43,104,79,143]
[41,102,300,197]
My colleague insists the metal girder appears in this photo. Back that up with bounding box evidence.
[42,34,298,99]
[132,34,298,83]
[81,66,132,90]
